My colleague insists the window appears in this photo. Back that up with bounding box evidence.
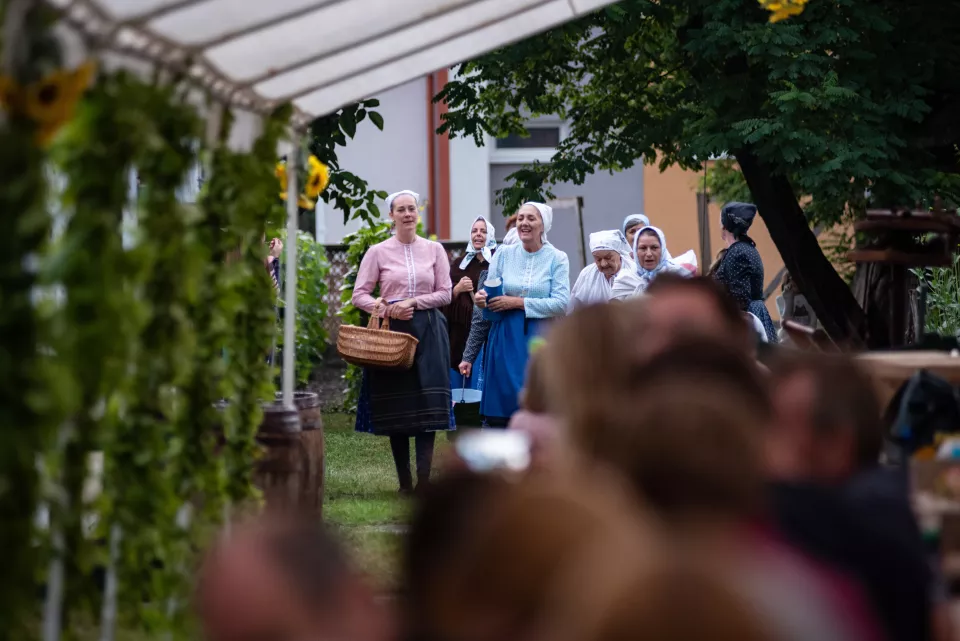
[495,127,561,149]
[489,122,567,164]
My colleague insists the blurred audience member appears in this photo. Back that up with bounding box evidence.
[768,352,937,641]
[568,338,881,641]
[402,470,659,641]
[538,303,636,447]
[539,549,777,641]
[642,274,757,356]
[198,519,393,641]
[508,344,562,468]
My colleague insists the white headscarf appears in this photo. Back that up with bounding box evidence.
[522,202,553,242]
[570,230,634,310]
[620,213,650,237]
[385,190,420,212]
[459,216,497,269]
[502,227,520,246]
[612,226,698,299]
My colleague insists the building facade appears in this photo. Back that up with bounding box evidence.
[322,73,790,314]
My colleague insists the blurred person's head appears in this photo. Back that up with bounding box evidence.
[198,518,391,641]
[512,346,563,467]
[403,470,657,641]
[539,303,637,433]
[641,274,753,354]
[505,213,518,231]
[570,337,771,526]
[538,550,775,641]
[767,352,883,484]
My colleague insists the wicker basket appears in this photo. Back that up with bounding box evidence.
[336,299,419,370]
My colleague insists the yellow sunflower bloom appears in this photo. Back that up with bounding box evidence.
[27,61,96,145]
[304,155,330,198]
[1,61,96,146]
[298,194,316,210]
[760,0,807,22]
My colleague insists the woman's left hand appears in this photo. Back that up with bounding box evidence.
[487,295,523,312]
[389,299,416,320]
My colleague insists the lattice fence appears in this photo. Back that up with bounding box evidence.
[321,242,466,342]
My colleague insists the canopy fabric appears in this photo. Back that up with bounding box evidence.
[51,0,618,124]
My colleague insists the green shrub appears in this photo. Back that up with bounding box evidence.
[915,254,960,338]
[277,230,331,386]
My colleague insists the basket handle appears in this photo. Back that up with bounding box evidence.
[369,298,384,330]
[369,297,393,331]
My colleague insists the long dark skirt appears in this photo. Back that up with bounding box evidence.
[355,308,452,436]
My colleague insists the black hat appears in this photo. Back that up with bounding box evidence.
[720,202,758,237]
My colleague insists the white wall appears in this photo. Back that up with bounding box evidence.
[449,132,491,241]
[321,78,429,243]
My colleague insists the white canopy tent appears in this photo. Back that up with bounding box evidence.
[45,0,620,407]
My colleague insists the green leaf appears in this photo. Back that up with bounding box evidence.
[369,111,385,131]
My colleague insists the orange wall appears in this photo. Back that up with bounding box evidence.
[643,162,786,316]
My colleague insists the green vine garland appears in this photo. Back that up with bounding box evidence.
[222,105,290,504]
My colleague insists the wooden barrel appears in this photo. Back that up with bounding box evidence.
[254,403,304,513]
[277,391,325,517]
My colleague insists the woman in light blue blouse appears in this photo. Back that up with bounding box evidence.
[458,202,570,427]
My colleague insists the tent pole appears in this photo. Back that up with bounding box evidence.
[282,131,299,408]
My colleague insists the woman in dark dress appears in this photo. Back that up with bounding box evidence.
[711,202,779,343]
[444,216,496,392]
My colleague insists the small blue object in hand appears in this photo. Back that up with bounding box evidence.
[483,277,503,321]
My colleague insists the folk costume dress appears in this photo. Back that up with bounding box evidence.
[444,216,496,392]
[351,234,453,435]
[569,229,634,310]
[462,203,570,427]
[712,202,779,343]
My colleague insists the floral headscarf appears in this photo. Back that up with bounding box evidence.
[633,226,674,278]
[459,216,497,269]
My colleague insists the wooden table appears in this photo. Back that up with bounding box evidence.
[855,351,960,409]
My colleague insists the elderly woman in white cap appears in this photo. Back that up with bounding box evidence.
[444,216,497,393]
[569,229,634,310]
[459,202,570,428]
[352,189,453,494]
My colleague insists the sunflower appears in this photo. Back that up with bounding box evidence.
[298,194,316,210]
[304,155,330,198]
[29,62,96,145]
[1,61,96,146]
[758,0,807,22]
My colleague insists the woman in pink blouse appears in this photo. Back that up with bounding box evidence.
[351,190,453,493]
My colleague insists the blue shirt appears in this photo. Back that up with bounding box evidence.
[485,243,570,319]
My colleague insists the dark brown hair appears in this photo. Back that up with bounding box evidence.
[769,352,883,468]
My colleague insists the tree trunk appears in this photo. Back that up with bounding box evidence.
[736,149,866,348]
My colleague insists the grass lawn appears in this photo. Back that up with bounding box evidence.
[323,412,452,589]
